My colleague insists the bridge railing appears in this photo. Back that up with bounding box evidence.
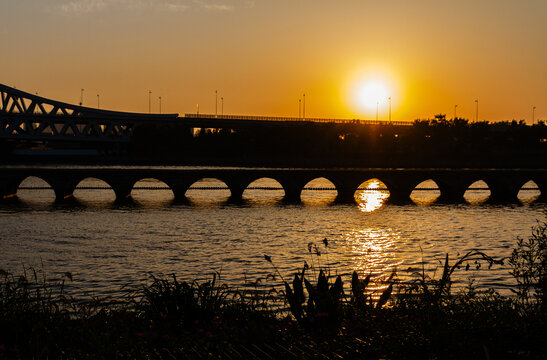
[184,114,412,126]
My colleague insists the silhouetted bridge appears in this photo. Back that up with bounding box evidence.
[0,83,410,144]
[1,167,545,204]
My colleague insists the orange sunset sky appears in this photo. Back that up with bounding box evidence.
[1,0,546,122]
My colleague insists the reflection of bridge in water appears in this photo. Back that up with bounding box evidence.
[1,167,545,204]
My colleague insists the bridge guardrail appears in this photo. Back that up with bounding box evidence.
[184,114,412,126]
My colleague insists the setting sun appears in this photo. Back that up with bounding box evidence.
[356,81,389,111]
[346,68,399,119]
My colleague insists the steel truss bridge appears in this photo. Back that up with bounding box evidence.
[0,84,178,143]
[0,83,412,144]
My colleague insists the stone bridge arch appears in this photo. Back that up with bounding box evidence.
[410,179,440,204]
[301,177,338,204]
[242,177,285,202]
[15,175,56,203]
[185,177,231,203]
[131,178,175,203]
[73,177,116,203]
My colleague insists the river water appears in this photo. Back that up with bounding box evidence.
[0,174,544,298]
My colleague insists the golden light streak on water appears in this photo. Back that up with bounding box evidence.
[355,179,389,213]
[345,228,404,296]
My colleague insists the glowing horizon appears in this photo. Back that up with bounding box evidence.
[1,1,545,123]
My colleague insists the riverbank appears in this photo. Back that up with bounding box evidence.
[1,217,545,359]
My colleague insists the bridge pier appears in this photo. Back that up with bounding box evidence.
[0,176,21,201]
[334,188,356,204]
[170,185,192,203]
[534,177,547,203]
[277,176,309,204]
[486,178,522,204]
[161,177,193,203]
[387,186,414,204]
[382,175,420,205]
[330,176,360,204]
[41,175,78,203]
[282,187,302,203]
[227,183,247,203]
[436,180,469,204]
[107,178,136,203]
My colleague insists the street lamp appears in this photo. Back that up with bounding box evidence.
[159,96,162,114]
[221,97,224,116]
[388,97,392,122]
[474,99,479,122]
[532,106,536,125]
[454,104,458,119]
[303,93,306,119]
[97,94,100,109]
[148,90,152,113]
[215,90,218,117]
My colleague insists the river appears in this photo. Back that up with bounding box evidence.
[0,174,544,298]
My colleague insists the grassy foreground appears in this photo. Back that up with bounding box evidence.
[1,218,546,359]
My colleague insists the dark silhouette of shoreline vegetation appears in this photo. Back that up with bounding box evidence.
[2,115,546,168]
[1,215,546,359]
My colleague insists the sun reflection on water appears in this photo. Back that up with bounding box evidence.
[345,228,404,295]
[355,179,390,212]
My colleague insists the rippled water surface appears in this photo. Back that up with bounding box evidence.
[0,176,544,297]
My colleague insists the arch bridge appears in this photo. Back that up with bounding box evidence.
[1,167,545,204]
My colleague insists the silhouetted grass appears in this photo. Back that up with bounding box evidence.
[1,217,546,359]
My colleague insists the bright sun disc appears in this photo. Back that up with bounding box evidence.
[356,81,389,110]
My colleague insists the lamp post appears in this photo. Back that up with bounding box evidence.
[215,90,218,117]
[221,97,224,116]
[388,97,392,122]
[299,99,301,119]
[303,93,306,119]
[80,89,84,106]
[159,96,162,114]
[97,94,100,109]
[475,99,479,122]
[148,90,152,113]
[454,104,458,119]
[532,106,536,125]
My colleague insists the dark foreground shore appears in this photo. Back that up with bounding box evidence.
[1,217,545,359]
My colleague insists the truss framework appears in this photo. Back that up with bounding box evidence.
[0,84,177,143]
